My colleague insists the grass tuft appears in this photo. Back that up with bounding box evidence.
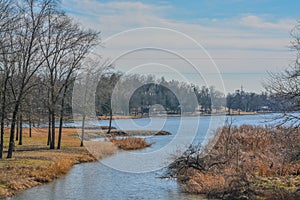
[110,136,152,150]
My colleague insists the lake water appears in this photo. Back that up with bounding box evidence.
[9,114,277,200]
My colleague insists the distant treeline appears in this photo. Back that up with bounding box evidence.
[1,71,289,126]
[226,89,289,114]
[95,73,289,116]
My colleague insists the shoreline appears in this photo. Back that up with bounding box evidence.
[0,127,162,199]
[0,128,117,199]
[95,111,273,120]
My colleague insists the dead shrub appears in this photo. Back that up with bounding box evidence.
[165,125,300,199]
[110,136,152,150]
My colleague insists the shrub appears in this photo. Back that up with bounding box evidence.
[165,125,300,199]
[110,136,152,150]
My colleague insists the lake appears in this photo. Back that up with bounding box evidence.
[9,113,277,200]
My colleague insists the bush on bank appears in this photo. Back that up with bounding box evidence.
[165,125,300,199]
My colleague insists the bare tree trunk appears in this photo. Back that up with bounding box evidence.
[15,115,19,141]
[18,112,23,145]
[0,123,3,159]
[29,115,32,137]
[81,115,86,147]
[50,111,55,149]
[57,86,68,149]
[47,112,51,145]
[0,82,7,159]
[57,108,64,149]
[57,113,63,149]
[107,108,113,134]
[0,116,4,159]
[7,103,19,158]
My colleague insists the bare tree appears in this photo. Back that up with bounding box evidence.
[0,0,100,158]
[106,73,121,134]
[72,58,108,147]
[264,20,300,128]
[0,0,19,159]
[6,0,55,158]
[56,28,99,149]
[38,9,100,149]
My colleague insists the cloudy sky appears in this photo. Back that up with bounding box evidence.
[62,0,299,93]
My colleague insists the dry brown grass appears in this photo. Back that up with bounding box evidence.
[0,127,99,199]
[84,141,117,160]
[110,136,152,150]
[168,125,300,199]
[180,168,227,194]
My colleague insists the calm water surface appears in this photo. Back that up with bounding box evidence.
[10,114,276,200]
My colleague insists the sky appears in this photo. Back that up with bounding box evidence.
[61,0,299,93]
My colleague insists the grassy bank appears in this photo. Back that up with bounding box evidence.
[166,125,300,199]
[0,127,117,199]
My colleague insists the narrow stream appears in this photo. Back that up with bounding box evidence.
[10,114,274,200]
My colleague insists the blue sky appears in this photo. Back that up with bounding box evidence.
[62,0,299,93]
[162,0,299,20]
[70,0,300,20]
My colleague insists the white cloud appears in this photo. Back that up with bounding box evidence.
[62,0,170,33]
[63,0,169,15]
[240,15,294,30]
[61,0,297,92]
